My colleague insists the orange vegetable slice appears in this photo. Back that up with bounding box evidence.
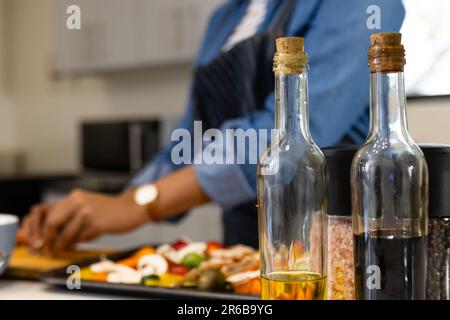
[80,267,108,282]
[117,247,156,269]
[117,257,139,269]
[233,277,261,295]
[133,247,156,259]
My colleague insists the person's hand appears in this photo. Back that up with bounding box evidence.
[22,189,149,255]
[22,203,55,252]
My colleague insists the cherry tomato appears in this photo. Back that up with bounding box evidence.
[206,241,224,255]
[169,265,189,275]
[172,239,188,251]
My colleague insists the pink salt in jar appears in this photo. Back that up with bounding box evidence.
[324,146,357,300]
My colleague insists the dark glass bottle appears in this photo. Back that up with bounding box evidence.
[351,33,428,300]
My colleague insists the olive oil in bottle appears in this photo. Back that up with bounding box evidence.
[261,272,327,300]
[257,38,327,300]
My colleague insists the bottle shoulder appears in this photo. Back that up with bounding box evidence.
[258,140,326,177]
[351,138,428,178]
[260,139,325,165]
[353,138,426,164]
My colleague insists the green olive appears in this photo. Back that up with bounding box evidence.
[180,253,204,269]
[197,269,226,291]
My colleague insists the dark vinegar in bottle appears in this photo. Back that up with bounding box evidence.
[351,33,428,300]
[354,231,427,300]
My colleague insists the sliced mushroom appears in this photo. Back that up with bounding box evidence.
[209,245,255,261]
[220,255,259,277]
[226,270,260,286]
[158,242,207,264]
[106,265,141,284]
[90,259,117,273]
[137,254,168,276]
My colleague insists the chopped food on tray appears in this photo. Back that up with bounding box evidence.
[80,239,260,295]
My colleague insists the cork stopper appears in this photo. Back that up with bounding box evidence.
[369,32,405,73]
[274,37,308,74]
[276,37,304,55]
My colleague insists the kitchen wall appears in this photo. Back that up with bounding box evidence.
[5,0,193,173]
[409,98,450,144]
[0,0,16,152]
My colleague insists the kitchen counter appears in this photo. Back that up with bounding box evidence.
[0,279,134,300]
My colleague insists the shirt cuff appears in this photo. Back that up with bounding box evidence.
[194,162,256,210]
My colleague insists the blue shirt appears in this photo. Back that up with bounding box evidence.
[131,0,405,210]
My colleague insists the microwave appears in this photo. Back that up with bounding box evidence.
[80,119,160,175]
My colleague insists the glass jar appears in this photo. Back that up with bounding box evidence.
[324,146,358,300]
[421,145,450,300]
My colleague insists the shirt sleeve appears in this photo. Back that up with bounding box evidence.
[194,94,275,209]
[195,0,405,209]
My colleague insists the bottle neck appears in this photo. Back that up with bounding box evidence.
[275,72,312,142]
[368,72,410,140]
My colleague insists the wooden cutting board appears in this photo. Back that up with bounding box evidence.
[6,246,115,280]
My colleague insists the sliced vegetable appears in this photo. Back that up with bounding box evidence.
[80,267,107,282]
[158,242,207,264]
[220,254,259,277]
[174,268,201,288]
[178,242,207,257]
[168,264,189,275]
[180,280,198,288]
[232,277,261,295]
[106,265,141,284]
[198,269,226,291]
[117,257,138,268]
[90,260,117,273]
[157,244,172,255]
[226,270,261,295]
[209,245,255,261]
[172,239,189,251]
[206,241,224,255]
[159,273,184,287]
[143,274,160,280]
[141,274,159,286]
[141,274,160,284]
[133,247,156,259]
[138,254,168,276]
[116,247,155,269]
[226,270,260,285]
[181,253,204,269]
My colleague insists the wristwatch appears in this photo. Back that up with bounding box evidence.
[134,184,160,219]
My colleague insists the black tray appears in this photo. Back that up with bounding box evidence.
[42,248,260,300]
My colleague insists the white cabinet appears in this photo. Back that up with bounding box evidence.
[53,0,223,74]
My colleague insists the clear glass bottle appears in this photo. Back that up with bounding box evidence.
[257,37,327,300]
[351,33,428,300]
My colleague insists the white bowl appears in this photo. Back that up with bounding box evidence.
[0,214,19,277]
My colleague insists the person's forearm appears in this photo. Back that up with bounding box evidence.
[153,166,211,219]
[123,166,211,221]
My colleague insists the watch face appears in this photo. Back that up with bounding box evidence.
[135,184,158,206]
